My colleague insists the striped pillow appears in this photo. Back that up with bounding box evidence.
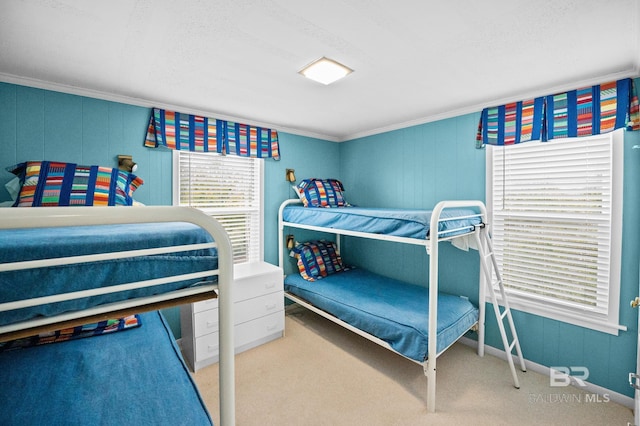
[292,240,348,281]
[296,178,348,208]
[0,315,141,353]
[8,161,143,207]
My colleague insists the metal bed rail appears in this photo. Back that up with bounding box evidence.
[0,206,236,426]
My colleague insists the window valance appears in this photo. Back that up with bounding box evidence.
[145,108,280,160]
[476,78,640,148]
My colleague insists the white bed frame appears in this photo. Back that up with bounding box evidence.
[0,206,236,426]
[278,199,525,413]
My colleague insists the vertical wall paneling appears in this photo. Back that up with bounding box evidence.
[44,91,83,159]
[82,97,110,165]
[16,85,45,162]
[0,83,18,193]
[263,133,341,267]
[2,78,639,398]
[337,90,640,397]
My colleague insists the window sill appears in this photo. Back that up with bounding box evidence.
[486,294,627,336]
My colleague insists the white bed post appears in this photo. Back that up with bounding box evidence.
[477,206,487,358]
[425,202,444,413]
[173,207,236,426]
[215,224,235,426]
[278,207,284,270]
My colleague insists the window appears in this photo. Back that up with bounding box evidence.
[173,151,263,264]
[486,130,623,334]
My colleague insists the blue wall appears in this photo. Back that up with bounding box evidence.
[0,82,341,338]
[1,79,639,398]
[335,88,640,398]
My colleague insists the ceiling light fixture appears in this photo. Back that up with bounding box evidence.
[299,57,353,85]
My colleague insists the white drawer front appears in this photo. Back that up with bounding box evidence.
[235,271,283,301]
[195,331,220,362]
[194,309,219,338]
[235,292,284,325]
[193,296,218,313]
[236,311,284,347]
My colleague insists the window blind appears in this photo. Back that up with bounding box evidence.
[490,133,618,317]
[175,151,263,263]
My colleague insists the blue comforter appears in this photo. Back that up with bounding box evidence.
[0,311,212,425]
[0,222,218,326]
[282,205,482,239]
[285,268,478,361]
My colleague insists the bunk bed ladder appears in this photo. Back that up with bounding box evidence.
[475,226,527,389]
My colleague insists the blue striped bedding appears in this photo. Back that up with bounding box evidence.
[0,310,212,425]
[284,268,478,361]
[282,205,482,239]
[0,222,218,326]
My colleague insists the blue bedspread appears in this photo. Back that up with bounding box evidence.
[282,205,482,239]
[0,222,218,326]
[0,311,212,425]
[285,268,478,361]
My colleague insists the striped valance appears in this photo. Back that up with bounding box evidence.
[145,108,280,160]
[476,78,640,148]
[476,97,545,147]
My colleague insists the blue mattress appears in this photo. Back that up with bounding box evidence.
[0,310,212,425]
[282,205,482,239]
[0,222,218,326]
[284,268,478,361]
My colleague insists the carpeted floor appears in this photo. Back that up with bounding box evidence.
[192,306,634,426]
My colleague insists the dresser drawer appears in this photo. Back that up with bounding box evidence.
[235,292,284,325]
[235,270,283,301]
[193,312,284,364]
[193,308,219,338]
[235,311,284,348]
[193,296,218,313]
[182,262,284,371]
[195,293,284,329]
[195,331,220,362]
[191,268,282,312]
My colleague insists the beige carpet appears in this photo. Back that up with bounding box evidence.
[192,306,634,426]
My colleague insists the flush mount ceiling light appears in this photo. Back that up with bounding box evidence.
[298,57,353,85]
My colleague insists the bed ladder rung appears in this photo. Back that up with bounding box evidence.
[499,307,510,320]
[508,337,518,352]
[475,229,527,390]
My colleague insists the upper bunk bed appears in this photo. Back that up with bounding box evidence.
[0,205,236,425]
[277,179,525,413]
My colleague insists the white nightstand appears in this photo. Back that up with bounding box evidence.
[180,261,284,372]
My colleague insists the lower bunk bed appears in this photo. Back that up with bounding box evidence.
[1,310,211,425]
[285,269,478,363]
[0,206,236,425]
[278,197,526,413]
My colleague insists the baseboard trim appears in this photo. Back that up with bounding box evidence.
[458,336,634,410]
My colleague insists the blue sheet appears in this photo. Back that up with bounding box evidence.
[285,268,478,361]
[0,222,218,326]
[282,205,482,239]
[0,311,212,425]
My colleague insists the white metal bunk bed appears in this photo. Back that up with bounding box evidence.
[0,206,236,426]
[278,198,526,412]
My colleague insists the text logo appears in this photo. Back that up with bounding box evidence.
[550,366,589,387]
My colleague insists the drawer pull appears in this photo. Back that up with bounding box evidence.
[206,320,217,328]
[207,345,218,353]
[265,281,276,289]
[266,323,278,331]
[265,303,277,310]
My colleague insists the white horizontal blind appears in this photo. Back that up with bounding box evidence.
[175,151,262,264]
[488,131,623,332]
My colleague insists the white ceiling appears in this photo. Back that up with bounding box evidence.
[1,0,639,142]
